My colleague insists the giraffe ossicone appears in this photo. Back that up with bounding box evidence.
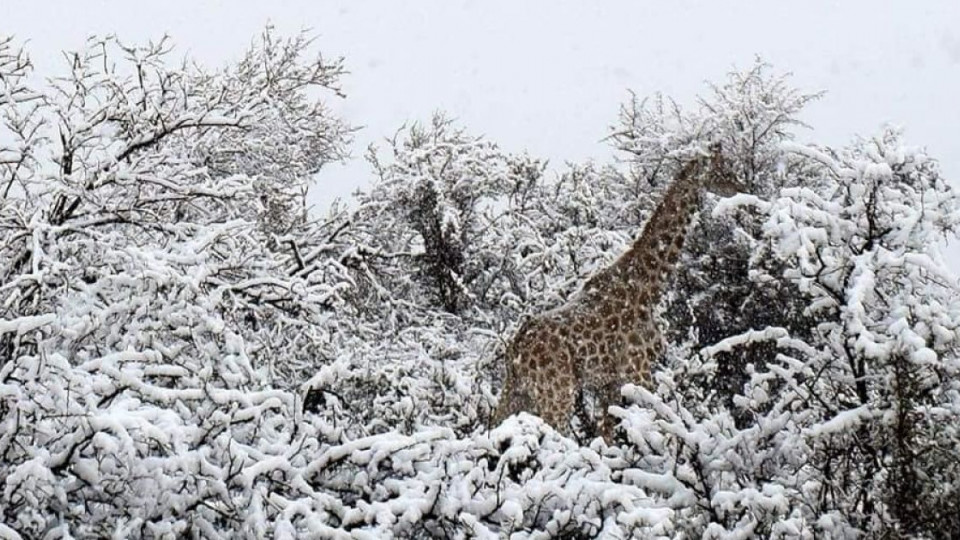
[491,147,741,443]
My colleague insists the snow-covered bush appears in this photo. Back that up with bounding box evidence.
[0,29,355,536]
[647,126,960,537]
[746,129,960,536]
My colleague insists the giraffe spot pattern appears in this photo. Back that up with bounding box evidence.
[491,151,737,443]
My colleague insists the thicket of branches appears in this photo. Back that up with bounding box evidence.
[2,30,959,539]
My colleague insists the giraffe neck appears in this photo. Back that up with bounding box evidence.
[616,167,702,303]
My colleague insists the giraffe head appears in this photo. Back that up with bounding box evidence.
[688,143,745,197]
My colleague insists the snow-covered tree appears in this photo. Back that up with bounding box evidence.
[354,114,543,317]
[722,128,960,535]
[0,29,355,536]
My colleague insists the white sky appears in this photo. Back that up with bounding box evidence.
[4,1,960,269]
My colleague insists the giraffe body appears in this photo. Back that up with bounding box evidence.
[492,149,740,441]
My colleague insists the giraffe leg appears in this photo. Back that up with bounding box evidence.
[595,345,656,443]
[490,384,514,428]
[539,380,576,437]
[491,369,535,428]
[595,380,623,444]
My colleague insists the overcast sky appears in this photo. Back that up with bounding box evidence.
[4,1,960,269]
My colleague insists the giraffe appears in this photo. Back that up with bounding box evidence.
[491,147,742,442]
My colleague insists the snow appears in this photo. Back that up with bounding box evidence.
[0,314,55,335]
[1,29,959,538]
[0,523,22,540]
[806,407,872,438]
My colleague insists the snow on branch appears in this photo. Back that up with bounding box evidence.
[0,313,54,335]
